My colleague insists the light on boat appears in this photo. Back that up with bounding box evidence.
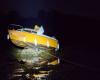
[34,38,37,46]
[47,40,50,47]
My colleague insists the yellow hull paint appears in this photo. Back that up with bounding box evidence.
[8,30,58,49]
[48,59,59,65]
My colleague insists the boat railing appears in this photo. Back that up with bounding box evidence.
[8,24,23,30]
[17,28,37,33]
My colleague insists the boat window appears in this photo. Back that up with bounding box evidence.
[23,29,32,33]
[31,31,37,33]
[17,29,22,31]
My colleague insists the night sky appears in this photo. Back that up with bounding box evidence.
[0,0,100,18]
[0,0,100,80]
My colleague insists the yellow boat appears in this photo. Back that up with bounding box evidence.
[7,24,60,66]
[8,25,59,50]
[8,24,60,80]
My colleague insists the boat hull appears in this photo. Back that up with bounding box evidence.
[8,30,58,49]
